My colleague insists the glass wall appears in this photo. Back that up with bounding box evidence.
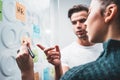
[0,0,90,80]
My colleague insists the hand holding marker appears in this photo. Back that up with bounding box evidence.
[21,36,35,58]
[27,46,35,58]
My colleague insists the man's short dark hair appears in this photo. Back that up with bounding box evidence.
[68,4,88,19]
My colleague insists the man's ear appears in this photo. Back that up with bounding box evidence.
[104,4,117,23]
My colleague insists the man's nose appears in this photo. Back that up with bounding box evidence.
[76,21,82,28]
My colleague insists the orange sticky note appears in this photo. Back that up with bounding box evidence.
[34,72,40,80]
[16,2,26,22]
[20,36,32,45]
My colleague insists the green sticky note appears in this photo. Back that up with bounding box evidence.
[33,47,39,63]
[0,1,2,21]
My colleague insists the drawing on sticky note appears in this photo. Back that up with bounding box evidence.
[16,2,26,22]
[33,24,40,38]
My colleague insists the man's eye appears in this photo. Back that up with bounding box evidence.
[72,21,77,25]
[79,18,86,23]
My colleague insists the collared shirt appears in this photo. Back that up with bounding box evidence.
[60,39,120,80]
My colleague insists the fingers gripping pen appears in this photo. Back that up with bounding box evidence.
[21,37,35,58]
[17,47,35,58]
[27,47,35,58]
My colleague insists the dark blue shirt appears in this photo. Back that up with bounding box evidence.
[60,39,120,80]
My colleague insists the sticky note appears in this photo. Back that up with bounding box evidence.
[0,1,2,21]
[16,2,26,22]
[33,24,40,38]
[34,72,40,80]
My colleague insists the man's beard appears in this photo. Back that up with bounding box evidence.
[77,34,88,40]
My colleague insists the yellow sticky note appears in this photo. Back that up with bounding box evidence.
[16,2,26,22]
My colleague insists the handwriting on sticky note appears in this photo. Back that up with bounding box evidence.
[16,2,26,22]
